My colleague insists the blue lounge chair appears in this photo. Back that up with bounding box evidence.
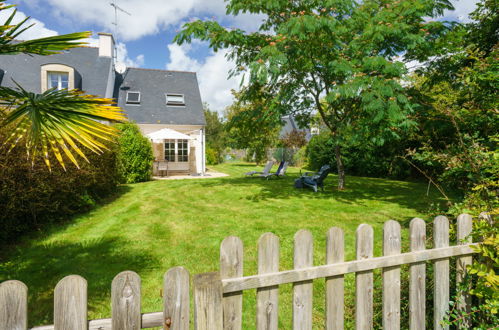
[295,165,331,192]
[263,161,288,180]
[245,161,274,177]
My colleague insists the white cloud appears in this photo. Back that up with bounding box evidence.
[166,43,241,113]
[166,43,201,72]
[20,0,264,41]
[0,7,145,69]
[116,42,145,67]
[0,7,58,39]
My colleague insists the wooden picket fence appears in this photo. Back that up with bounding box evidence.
[0,214,477,330]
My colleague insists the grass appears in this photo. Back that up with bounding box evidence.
[0,162,447,328]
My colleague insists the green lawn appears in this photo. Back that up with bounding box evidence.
[0,163,446,328]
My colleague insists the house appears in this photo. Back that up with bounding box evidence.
[280,115,314,141]
[0,33,206,176]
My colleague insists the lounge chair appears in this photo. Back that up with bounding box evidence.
[295,165,331,192]
[263,161,288,180]
[245,161,274,177]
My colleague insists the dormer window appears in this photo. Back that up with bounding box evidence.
[41,64,74,92]
[166,93,185,106]
[126,91,141,104]
[48,72,69,90]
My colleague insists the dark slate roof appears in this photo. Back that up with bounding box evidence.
[280,116,312,141]
[115,68,205,125]
[0,47,112,96]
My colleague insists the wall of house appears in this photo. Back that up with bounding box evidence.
[138,124,205,175]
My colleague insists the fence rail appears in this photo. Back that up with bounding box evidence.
[0,214,477,330]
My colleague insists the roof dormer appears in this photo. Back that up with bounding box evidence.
[40,64,75,92]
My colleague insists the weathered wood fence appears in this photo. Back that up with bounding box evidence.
[0,214,477,329]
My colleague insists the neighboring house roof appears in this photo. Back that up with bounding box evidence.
[0,47,113,96]
[115,68,205,126]
[280,116,312,141]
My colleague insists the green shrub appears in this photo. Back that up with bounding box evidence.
[306,132,412,178]
[115,122,154,183]
[0,129,121,243]
[206,147,220,165]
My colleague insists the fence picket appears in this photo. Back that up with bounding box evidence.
[355,224,374,330]
[434,216,450,330]
[54,275,87,330]
[326,227,344,330]
[111,271,141,330]
[194,272,223,330]
[456,214,473,328]
[409,218,426,330]
[383,220,401,330]
[163,266,190,330]
[0,280,27,330]
[293,229,313,330]
[220,236,243,330]
[256,233,279,330]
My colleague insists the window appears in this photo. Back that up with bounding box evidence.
[48,72,69,90]
[166,93,185,106]
[41,64,74,92]
[177,140,189,162]
[164,139,189,162]
[164,140,175,161]
[126,91,141,104]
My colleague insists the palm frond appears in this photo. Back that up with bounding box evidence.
[0,85,127,170]
[0,2,90,55]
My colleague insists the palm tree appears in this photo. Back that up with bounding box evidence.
[0,2,126,170]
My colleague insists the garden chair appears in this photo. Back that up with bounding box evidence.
[263,161,289,180]
[245,161,274,177]
[295,164,331,192]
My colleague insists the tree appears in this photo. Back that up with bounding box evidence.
[407,2,498,324]
[280,129,306,150]
[225,89,280,164]
[175,0,453,189]
[0,2,125,170]
[204,103,226,164]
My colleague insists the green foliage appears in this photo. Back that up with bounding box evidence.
[445,215,498,329]
[408,0,498,206]
[307,131,411,178]
[206,147,220,165]
[412,2,499,326]
[115,122,154,183]
[225,89,281,164]
[204,104,225,164]
[175,0,453,188]
[0,128,120,243]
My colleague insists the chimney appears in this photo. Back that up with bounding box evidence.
[98,32,114,58]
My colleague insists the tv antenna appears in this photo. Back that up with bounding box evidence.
[109,0,132,53]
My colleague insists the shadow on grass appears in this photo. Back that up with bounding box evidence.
[0,236,157,327]
[197,172,448,215]
[1,185,133,251]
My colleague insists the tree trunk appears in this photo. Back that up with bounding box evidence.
[335,144,345,190]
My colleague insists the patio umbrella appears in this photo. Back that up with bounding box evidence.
[146,128,193,142]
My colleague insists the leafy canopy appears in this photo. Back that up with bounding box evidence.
[175,0,454,147]
[225,89,281,164]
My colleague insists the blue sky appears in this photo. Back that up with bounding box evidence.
[3,0,479,112]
